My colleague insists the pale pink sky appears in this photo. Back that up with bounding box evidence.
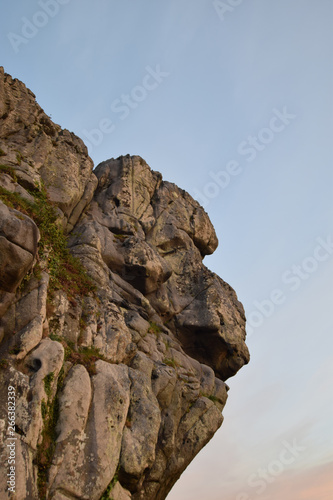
[236,462,333,500]
[173,461,333,500]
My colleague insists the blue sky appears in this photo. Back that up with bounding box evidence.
[1,1,333,498]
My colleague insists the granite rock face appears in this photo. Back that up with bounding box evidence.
[0,68,249,500]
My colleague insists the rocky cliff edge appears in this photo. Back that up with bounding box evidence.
[0,67,249,500]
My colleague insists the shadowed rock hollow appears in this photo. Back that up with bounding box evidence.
[0,67,249,500]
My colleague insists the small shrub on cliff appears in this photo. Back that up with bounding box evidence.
[0,164,17,181]
[0,148,6,156]
[163,357,180,369]
[200,392,222,404]
[0,187,23,209]
[68,346,104,376]
[49,334,107,375]
[148,321,163,336]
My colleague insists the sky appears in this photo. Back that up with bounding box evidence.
[1,1,333,499]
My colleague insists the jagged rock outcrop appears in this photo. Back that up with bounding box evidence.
[0,67,249,500]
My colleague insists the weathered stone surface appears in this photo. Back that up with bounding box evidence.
[25,339,64,450]
[55,364,91,443]
[78,155,249,381]
[0,438,38,500]
[49,361,131,500]
[0,67,97,231]
[112,482,132,500]
[119,367,161,489]
[0,201,39,292]
[48,365,92,495]
[0,69,249,500]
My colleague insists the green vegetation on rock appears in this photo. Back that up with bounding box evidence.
[148,321,163,335]
[0,164,17,181]
[0,182,95,298]
[100,468,119,500]
[43,372,55,398]
[36,367,65,499]
[49,334,107,375]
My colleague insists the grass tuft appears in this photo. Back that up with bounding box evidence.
[163,357,180,369]
[0,164,17,181]
[43,372,54,399]
[100,467,119,499]
[148,321,163,336]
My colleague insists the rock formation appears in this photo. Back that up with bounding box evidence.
[0,67,249,500]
